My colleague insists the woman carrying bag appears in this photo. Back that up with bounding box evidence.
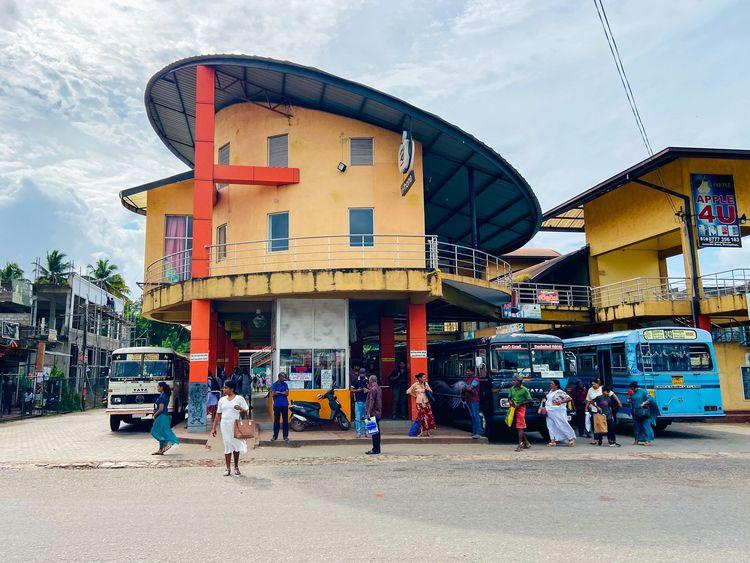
[407,372,437,437]
[211,380,250,476]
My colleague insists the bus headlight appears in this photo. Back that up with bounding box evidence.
[499,398,510,408]
[111,397,122,404]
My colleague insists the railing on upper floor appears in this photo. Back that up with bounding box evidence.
[513,282,592,308]
[143,235,513,289]
[699,269,750,299]
[591,276,692,309]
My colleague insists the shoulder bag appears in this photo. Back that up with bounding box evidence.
[234,411,256,439]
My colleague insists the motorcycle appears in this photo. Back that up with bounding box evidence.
[289,384,351,432]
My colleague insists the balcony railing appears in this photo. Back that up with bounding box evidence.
[699,269,750,299]
[143,234,513,289]
[591,277,691,309]
[514,282,592,308]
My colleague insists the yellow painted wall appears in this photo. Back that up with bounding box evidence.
[144,179,194,279]
[595,248,661,287]
[714,341,750,413]
[211,103,425,275]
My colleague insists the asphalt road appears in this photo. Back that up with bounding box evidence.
[1,454,748,562]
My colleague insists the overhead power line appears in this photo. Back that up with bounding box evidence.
[593,0,653,156]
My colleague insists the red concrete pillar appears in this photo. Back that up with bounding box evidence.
[697,314,711,332]
[192,64,215,278]
[406,303,427,420]
[379,317,395,385]
[188,299,212,431]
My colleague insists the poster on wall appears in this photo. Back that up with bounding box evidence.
[501,303,542,320]
[691,173,742,248]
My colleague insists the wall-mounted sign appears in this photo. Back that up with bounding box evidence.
[224,320,242,332]
[535,289,560,305]
[47,329,57,343]
[691,173,742,248]
[501,303,542,320]
[400,170,416,197]
[409,349,427,358]
[397,130,415,174]
[190,353,209,362]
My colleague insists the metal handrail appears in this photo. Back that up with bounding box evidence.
[699,268,750,298]
[513,282,592,308]
[591,276,691,308]
[142,234,515,291]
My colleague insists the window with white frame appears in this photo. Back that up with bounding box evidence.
[349,208,374,247]
[268,212,289,252]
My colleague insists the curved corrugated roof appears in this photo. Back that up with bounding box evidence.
[143,54,542,254]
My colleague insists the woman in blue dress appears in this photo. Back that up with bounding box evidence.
[151,381,180,455]
[629,381,658,446]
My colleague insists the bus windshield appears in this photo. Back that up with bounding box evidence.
[530,345,564,377]
[144,360,171,379]
[638,343,713,372]
[491,345,531,377]
[110,360,142,380]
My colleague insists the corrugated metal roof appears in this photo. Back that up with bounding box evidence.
[135,54,541,254]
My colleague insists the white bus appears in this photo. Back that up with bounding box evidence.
[107,347,188,431]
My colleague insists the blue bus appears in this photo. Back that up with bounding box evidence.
[563,327,724,430]
[428,333,570,439]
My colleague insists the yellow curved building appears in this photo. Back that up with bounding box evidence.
[120,55,541,431]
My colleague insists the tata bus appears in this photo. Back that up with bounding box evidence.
[107,347,189,431]
[428,334,570,440]
[563,327,724,430]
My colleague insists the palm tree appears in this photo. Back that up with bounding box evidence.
[0,262,24,288]
[38,250,72,285]
[88,259,130,298]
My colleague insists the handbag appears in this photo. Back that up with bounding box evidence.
[408,419,420,437]
[234,417,256,439]
[593,413,608,434]
[365,416,379,436]
[633,406,650,420]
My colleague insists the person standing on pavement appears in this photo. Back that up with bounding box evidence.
[463,367,482,439]
[591,387,620,447]
[270,373,290,441]
[543,379,576,447]
[365,375,382,455]
[211,380,250,476]
[407,372,437,437]
[388,361,408,419]
[585,379,603,444]
[569,380,587,437]
[2,375,14,416]
[629,381,658,446]
[508,376,532,452]
[150,382,180,455]
[350,368,369,438]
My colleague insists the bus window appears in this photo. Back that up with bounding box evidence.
[492,345,531,377]
[476,349,487,379]
[575,346,598,377]
[638,343,713,372]
[611,344,627,373]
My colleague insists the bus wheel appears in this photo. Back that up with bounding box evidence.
[655,420,671,432]
[109,416,121,432]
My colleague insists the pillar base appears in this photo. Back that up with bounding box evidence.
[187,382,208,432]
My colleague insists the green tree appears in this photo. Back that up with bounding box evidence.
[128,298,189,354]
[0,262,24,288]
[38,250,72,285]
[87,259,130,298]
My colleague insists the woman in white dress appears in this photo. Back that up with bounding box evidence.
[543,379,576,447]
[210,380,250,476]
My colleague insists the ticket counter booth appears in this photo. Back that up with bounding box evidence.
[272,298,352,420]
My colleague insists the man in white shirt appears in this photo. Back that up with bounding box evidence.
[584,379,603,440]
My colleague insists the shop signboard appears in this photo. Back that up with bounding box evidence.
[535,289,560,305]
[320,369,333,389]
[501,303,542,320]
[691,173,742,248]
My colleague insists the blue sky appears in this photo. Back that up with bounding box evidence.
[0,0,748,292]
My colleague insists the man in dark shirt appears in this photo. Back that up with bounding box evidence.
[592,388,619,446]
[388,362,408,419]
[350,368,369,438]
[365,375,382,455]
[569,379,588,437]
[270,373,290,441]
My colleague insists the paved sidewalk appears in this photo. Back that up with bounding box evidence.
[1,409,749,469]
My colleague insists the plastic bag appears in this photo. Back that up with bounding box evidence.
[505,406,516,427]
[365,416,379,436]
[409,419,420,437]
[585,412,592,433]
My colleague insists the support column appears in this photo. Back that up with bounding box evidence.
[697,314,712,332]
[379,317,395,385]
[406,303,427,420]
[192,64,215,279]
[188,299,211,432]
